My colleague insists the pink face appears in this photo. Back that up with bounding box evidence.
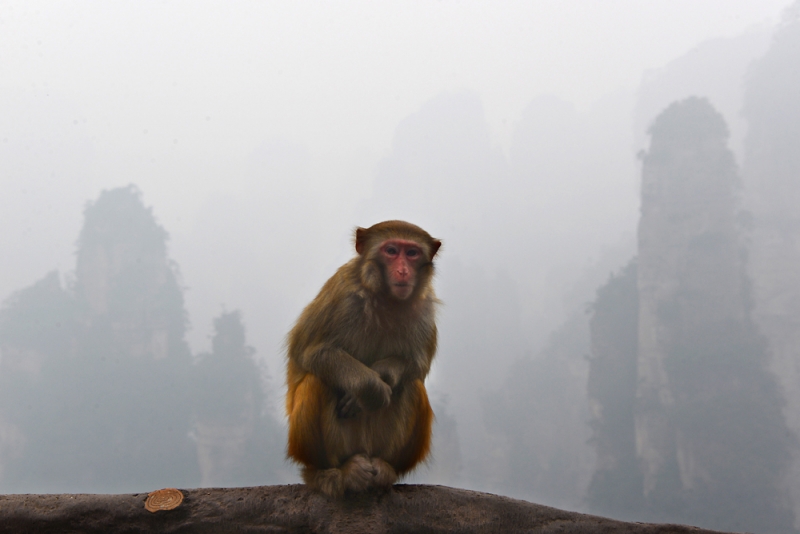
[380,239,425,300]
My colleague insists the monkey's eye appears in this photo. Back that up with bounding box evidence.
[384,246,399,256]
[406,248,420,258]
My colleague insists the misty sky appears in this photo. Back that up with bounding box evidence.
[0,0,789,364]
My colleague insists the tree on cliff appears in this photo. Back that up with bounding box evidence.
[0,272,77,492]
[194,310,283,487]
[585,260,642,519]
[587,98,795,533]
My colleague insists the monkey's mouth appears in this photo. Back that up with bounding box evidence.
[392,282,413,299]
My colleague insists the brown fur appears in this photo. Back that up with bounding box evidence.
[286,221,440,498]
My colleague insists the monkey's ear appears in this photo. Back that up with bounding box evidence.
[430,239,442,259]
[355,227,368,255]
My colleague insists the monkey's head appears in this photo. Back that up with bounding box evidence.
[355,220,441,301]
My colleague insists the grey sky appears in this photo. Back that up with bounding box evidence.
[0,0,789,358]
[3,1,785,161]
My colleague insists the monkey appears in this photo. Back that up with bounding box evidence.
[285,220,442,498]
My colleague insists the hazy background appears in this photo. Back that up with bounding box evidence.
[1,0,785,401]
[1,1,798,532]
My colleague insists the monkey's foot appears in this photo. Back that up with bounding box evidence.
[341,453,375,493]
[304,455,398,498]
[370,457,397,489]
[302,466,344,498]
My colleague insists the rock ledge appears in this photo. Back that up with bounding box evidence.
[0,484,728,533]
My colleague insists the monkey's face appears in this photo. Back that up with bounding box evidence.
[379,239,426,300]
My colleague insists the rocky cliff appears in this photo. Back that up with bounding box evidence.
[742,10,800,527]
[0,485,731,534]
[587,97,794,533]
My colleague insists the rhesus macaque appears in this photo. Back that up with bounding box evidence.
[285,220,442,498]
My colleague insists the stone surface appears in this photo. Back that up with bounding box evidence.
[0,484,729,533]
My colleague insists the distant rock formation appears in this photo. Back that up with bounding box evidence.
[0,485,731,534]
[586,260,641,517]
[0,186,288,493]
[741,8,800,526]
[0,185,199,493]
[193,311,281,487]
[636,97,747,502]
[586,97,795,533]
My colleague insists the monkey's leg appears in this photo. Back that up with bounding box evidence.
[290,374,381,497]
[287,373,328,468]
[385,379,434,477]
[302,466,344,498]
[304,452,381,497]
[289,375,347,498]
[341,453,379,492]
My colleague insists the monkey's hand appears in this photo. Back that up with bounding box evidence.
[359,372,393,410]
[337,372,391,418]
[337,391,360,418]
[370,357,405,390]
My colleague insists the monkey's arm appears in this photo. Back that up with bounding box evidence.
[299,343,392,417]
[403,324,438,382]
[370,357,407,389]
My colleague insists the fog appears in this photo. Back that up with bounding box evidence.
[1,2,798,532]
